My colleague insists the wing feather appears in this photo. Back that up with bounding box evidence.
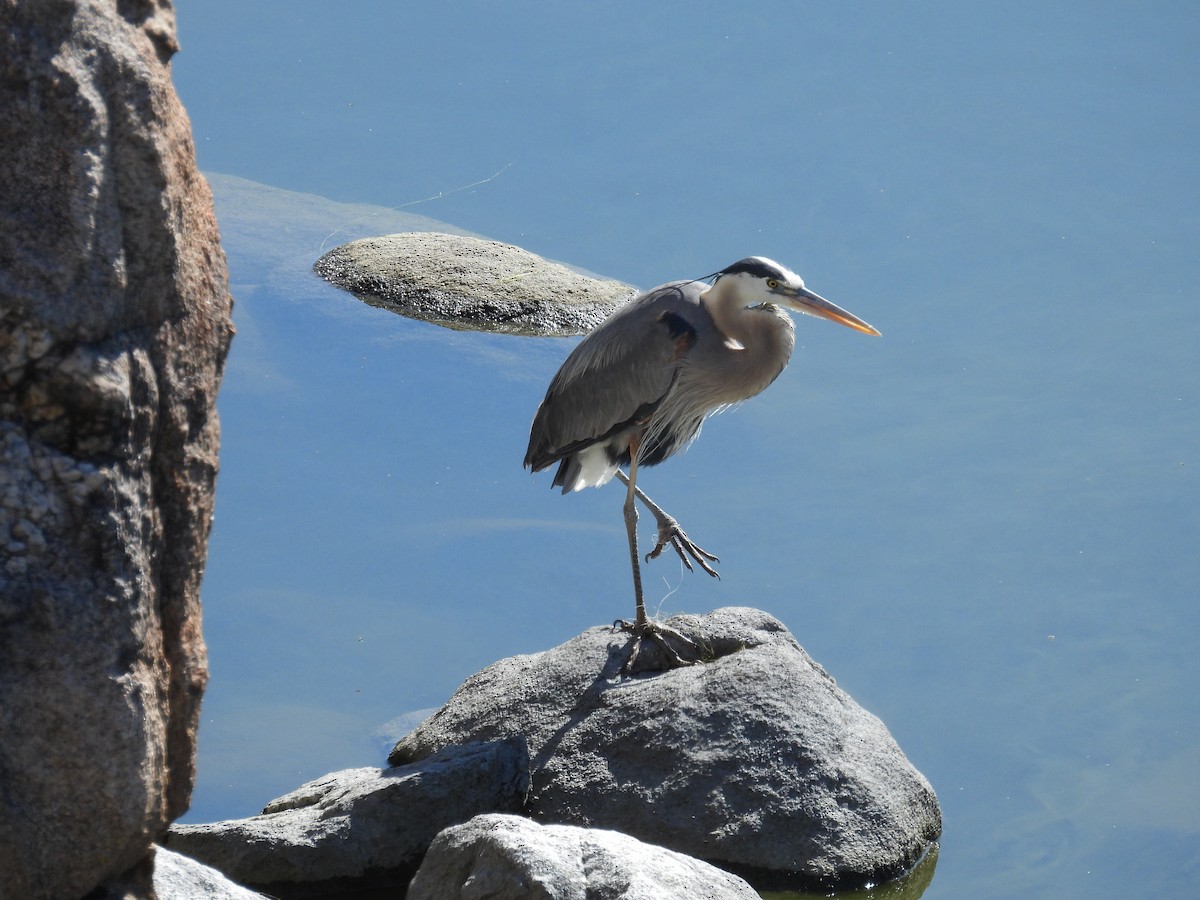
[524,280,707,472]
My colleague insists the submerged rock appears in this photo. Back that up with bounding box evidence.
[313,231,635,335]
[389,607,941,891]
[166,738,528,895]
[408,813,761,900]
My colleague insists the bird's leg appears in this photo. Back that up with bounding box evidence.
[614,470,720,579]
[621,441,648,631]
[613,443,698,673]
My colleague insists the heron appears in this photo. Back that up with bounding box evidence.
[524,256,879,670]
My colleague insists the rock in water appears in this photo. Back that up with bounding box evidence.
[0,3,234,898]
[313,231,635,335]
[389,607,941,891]
[166,739,529,895]
[408,813,762,900]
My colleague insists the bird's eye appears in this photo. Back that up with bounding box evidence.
[766,279,779,289]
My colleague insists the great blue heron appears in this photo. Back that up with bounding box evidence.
[525,256,879,669]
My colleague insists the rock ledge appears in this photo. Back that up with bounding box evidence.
[166,738,528,894]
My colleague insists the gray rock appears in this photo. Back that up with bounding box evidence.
[166,738,529,892]
[0,3,234,899]
[313,231,636,335]
[153,847,268,900]
[389,607,941,891]
[408,813,761,900]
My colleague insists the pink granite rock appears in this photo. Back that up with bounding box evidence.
[0,2,234,897]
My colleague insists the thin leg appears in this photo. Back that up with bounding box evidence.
[614,470,720,579]
[621,438,647,630]
[613,442,699,673]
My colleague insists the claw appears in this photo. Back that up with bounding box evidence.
[644,516,720,579]
[613,469,721,580]
[613,618,700,674]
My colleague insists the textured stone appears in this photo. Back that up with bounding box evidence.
[153,847,268,900]
[0,2,234,897]
[389,607,941,891]
[166,738,529,894]
[408,814,761,900]
[313,231,635,335]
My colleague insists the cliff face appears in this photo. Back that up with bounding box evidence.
[0,2,234,897]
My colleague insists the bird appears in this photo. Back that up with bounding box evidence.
[524,256,880,670]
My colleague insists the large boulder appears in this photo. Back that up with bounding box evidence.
[0,2,234,898]
[389,607,941,891]
[408,813,762,900]
[166,738,529,896]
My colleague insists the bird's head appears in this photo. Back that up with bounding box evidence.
[703,256,881,336]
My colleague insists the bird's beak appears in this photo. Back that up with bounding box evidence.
[784,287,881,336]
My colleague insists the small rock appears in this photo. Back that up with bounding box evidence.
[408,813,761,900]
[166,737,529,893]
[313,231,636,335]
[153,847,268,900]
[389,607,941,891]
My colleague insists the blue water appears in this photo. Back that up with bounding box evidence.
[172,4,1200,897]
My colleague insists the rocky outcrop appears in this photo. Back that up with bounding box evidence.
[389,607,941,891]
[313,232,635,335]
[0,2,234,898]
[166,738,529,896]
[408,813,762,900]
[165,609,937,894]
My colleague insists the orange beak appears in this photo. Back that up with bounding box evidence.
[785,286,881,336]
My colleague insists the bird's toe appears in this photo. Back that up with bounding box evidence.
[614,619,700,674]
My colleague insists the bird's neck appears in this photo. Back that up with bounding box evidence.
[702,280,796,396]
[704,281,795,355]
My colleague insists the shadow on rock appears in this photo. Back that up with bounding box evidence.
[390,606,942,892]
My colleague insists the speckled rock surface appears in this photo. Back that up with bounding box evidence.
[313,231,635,335]
[0,2,234,897]
[389,607,942,892]
[408,814,762,900]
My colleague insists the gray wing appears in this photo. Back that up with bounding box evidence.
[524,280,708,472]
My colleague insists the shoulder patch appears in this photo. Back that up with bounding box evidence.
[658,310,698,362]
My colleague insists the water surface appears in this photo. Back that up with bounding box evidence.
[173,5,1200,897]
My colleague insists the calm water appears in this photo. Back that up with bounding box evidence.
[172,4,1200,898]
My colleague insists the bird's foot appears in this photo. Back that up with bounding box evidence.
[612,617,700,674]
[645,514,720,578]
